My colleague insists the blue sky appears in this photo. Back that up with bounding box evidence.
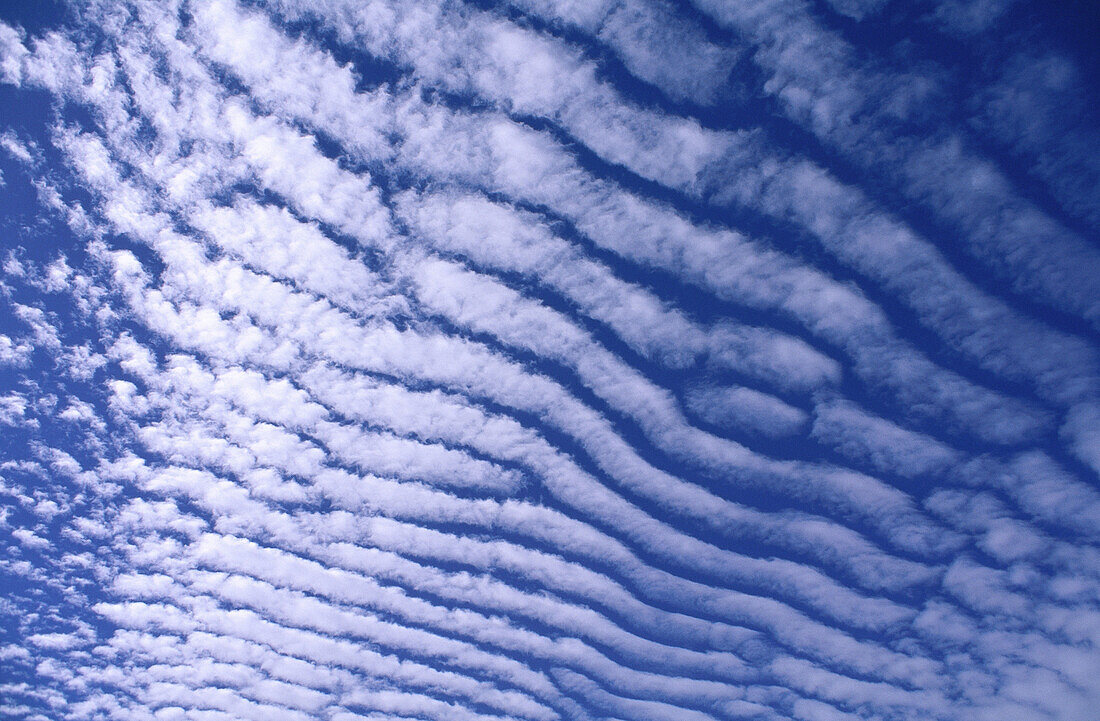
[0,0,1098,719]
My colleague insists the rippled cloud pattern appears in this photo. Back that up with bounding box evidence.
[1,0,1099,719]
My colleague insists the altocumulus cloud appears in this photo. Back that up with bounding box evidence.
[0,0,1098,719]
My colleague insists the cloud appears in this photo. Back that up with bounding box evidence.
[0,0,1097,719]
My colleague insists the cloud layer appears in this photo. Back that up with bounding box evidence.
[0,1,1097,720]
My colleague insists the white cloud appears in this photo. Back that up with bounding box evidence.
[0,2,1096,719]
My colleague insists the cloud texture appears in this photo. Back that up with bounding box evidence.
[0,0,1098,719]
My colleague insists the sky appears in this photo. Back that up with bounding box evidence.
[0,0,1098,719]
